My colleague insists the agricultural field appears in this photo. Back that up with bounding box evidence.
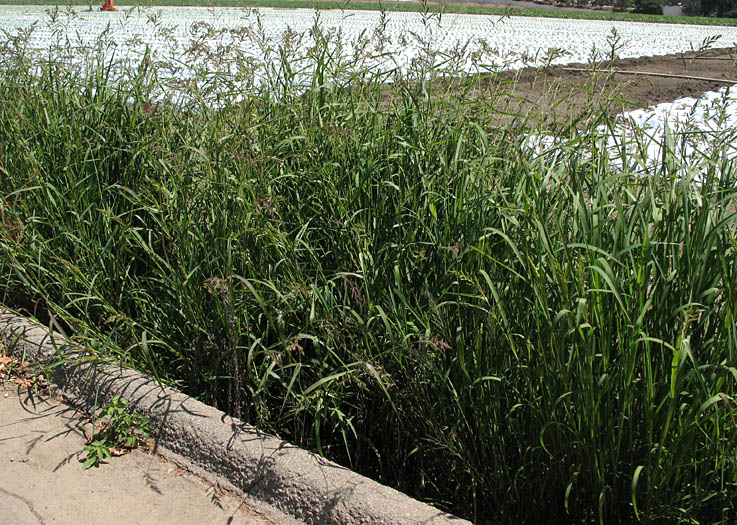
[2,5,737,74]
[1,5,737,524]
[3,0,737,26]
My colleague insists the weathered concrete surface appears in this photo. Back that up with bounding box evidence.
[0,384,280,525]
[0,310,470,525]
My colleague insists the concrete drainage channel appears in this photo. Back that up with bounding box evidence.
[0,309,469,525]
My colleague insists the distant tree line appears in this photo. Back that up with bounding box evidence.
[551,0,663,14]
[632,0,663,14]
[684,0,737,16]
[547,0,737,16]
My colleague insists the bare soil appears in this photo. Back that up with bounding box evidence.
[487,46,737,126]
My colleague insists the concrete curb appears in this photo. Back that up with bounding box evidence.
[0,310,470,525]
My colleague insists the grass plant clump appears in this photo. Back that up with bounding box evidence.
[1,9,736,523]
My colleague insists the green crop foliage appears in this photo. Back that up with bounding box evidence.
[1,8,736,522]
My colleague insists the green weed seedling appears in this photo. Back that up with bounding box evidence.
[81,396,151,469]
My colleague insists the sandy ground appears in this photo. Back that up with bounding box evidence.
[0,382,279,525]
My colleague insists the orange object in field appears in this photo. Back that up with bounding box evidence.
[100,0,116,11]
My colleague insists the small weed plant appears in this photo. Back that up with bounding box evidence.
[81,396,151,469]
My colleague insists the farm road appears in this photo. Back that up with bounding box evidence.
[489,46,737,125]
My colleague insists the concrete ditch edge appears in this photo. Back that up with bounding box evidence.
[0,309,470,525]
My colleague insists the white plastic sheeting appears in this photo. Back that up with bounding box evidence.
[527,86,737,181]
[2,5,737,72]
[606,88,737,174]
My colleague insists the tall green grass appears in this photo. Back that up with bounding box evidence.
[1,11,736,523]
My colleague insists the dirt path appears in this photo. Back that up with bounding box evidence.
[486,46,737,125]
